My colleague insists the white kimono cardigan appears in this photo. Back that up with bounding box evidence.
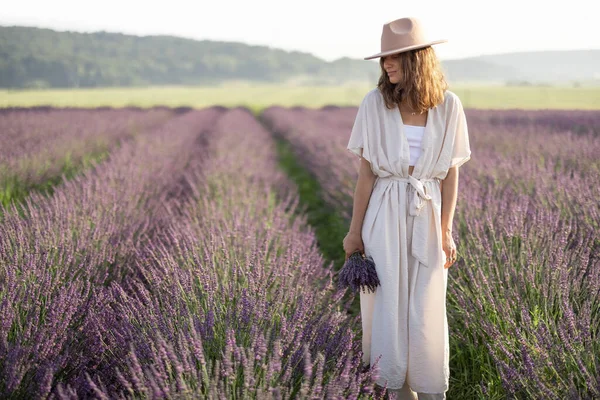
[346,88,471,392]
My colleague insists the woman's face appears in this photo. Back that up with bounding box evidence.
[382,53,402,84]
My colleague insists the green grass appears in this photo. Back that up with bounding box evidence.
[271,135,349,270]
[450,84,600,110]
[269,132,362,318]
[2,82,599,111]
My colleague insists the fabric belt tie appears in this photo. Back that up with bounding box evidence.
[377,174,440,268]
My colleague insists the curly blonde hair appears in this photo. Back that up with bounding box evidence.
[377,46,448,113]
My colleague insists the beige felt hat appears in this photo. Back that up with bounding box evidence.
[364,17,447,60]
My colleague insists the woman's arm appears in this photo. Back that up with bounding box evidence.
[440,165,459,268]
[348,152,377,235]
[440,165,459,234]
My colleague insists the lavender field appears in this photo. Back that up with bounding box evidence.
[0,104,599,399]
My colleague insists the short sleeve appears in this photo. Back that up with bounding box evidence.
[346,95,371,163]
[449,95,471,168]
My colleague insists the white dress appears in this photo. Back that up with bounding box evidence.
[346,88,471,392]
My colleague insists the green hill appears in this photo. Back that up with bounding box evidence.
[1,25,598,89]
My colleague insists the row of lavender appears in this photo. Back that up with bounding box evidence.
[1,107,384,398]
[0,107,222,397]
[0,107,173,209]
[261,105,600,399]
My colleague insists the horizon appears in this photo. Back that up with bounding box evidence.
[1,0,598,62]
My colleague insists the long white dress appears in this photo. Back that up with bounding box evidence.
[346,88,471,393]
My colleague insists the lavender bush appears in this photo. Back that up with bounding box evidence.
[452,110,599,399]
[261,105,600,399]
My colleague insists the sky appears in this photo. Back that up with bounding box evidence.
[1,0,598,62]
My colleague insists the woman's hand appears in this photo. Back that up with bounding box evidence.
[442,230,457,269]
[343,231,364,260]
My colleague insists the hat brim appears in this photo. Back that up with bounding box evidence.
[363,39,448,60]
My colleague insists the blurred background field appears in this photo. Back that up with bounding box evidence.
[2,82,600,111]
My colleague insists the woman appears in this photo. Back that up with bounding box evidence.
[342,17,471,400]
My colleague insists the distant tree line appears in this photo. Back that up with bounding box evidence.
[0,26,379,89]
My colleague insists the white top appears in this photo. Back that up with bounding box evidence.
[403,124,425,165]
[345,88,471,392]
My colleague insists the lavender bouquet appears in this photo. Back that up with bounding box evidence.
[338,251,380,294]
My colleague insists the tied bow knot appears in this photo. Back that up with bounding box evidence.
[407,175,432,216]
